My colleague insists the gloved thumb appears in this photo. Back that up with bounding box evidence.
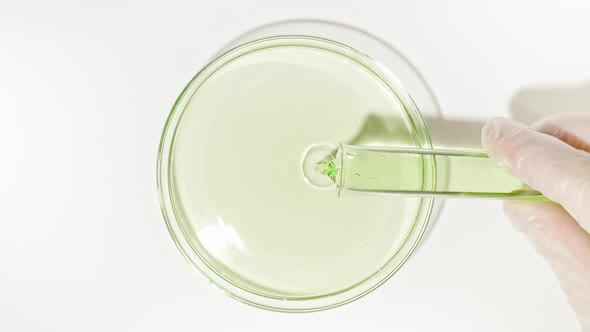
[482,116,590,331]
[481,117,590,233]
[504,200,590,330]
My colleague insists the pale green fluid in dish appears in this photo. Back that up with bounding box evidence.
[169,45,426,298]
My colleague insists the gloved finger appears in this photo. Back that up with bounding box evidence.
[503,201,590,329]
[504,201,590,267]
[531,113,590,153]
[482,118,590,232]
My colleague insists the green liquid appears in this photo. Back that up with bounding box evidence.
[337,149,424,193]
[322,147,537,198]
[169,44,427,298]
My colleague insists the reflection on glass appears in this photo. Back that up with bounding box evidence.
[198,218,246,257]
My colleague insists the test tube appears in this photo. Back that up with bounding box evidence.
[331,144,546,200]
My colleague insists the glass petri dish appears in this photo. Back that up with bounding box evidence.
[225,19,445,246]
[158,36,436,311]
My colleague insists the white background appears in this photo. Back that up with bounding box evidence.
[1,0,589,331]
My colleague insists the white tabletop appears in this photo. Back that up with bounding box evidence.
[1,1,589,331]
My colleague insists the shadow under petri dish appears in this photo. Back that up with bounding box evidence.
[160,36,434,311]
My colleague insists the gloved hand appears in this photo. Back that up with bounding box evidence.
[482,114,590,331]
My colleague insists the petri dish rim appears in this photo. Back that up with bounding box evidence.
[157,35,436,312]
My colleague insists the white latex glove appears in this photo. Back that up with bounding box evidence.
[482,114,590,331]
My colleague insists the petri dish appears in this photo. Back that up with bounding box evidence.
[158,36,436,311]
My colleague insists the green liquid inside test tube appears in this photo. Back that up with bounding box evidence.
[318,145,543,198]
